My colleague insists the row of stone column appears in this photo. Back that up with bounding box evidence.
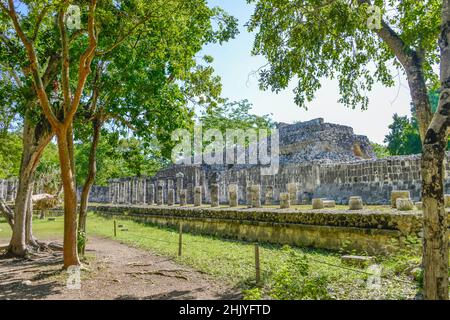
[0,179,18,202]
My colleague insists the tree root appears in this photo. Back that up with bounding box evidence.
[125,270,189,280]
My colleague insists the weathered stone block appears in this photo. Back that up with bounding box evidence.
[228,184,238,207]
[264,186,274,205]
[349,196,363,210]
[312,198,324,210]
[391,190,410,208]
[396,198,414,211]
[251,185,261,208]
[211,184,219,207]
[287,183,298,205]
[323,200,336,208]
[341,255,374,268]
[194,186,202,207]
[280,193,290,209]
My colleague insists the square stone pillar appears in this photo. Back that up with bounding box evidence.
[176,173,184,203]
[287,183,298,205]
[194,186,202,207]
[168,189,175,206]
[251,185,261,208]
[228,184,238,207]
[264,186,274,205]
[180,189,187,206]
[147,183,155,205]
[210,184,219,207]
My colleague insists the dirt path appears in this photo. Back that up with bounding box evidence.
[0,236,240,300]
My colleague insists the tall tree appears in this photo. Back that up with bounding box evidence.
[248,0,449,299]
[1,0,237,266]
[0,1,60,256]
[73,1,237,252]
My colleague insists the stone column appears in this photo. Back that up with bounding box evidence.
[246,185,252,208]
[180,189,187,206]
[157,182,164,205]
[251,185,261,208]
[194,186,202,207]
[280,193,290,209]
[176,173,184,203]
[264,186,273,206]
[228,184,238,207]
[168,189,175,206]
[287,183,298,205]
[147,183,155,205]
[142,179,147,204]
[210,184,219,207]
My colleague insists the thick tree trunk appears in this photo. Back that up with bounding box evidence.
[421,0,450,300]
[56,129,80,268]
[8,117,52,256]
[78,118,101,234]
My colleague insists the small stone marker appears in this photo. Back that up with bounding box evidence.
[341,255,374,268]
[194,186,202,207]
[211,184,219,207]
[396,198,414,211]
[228,184,238,207]
[415,201,423,210]
[348,196,363,210]
[445,194,450,208]
[251,185,261,208]
[312,198,324,209]
[280,193,290,209]
[391,190,410,208]
[323,200,336,208]
[167,189,175,206]
[179,189,187,206]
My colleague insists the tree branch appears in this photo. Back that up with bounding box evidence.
[4,0,61,129]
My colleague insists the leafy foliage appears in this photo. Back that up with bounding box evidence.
[247,0,441,110]
[269,246,331,300]
[371,142,390,158]
[0,131,22,179]
[384,114,422,156]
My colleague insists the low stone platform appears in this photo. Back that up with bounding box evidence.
[88,204,447,255]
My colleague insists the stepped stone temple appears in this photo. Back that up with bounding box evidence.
[100,118,450,206]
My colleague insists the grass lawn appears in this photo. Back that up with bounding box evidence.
[0,212,423,300]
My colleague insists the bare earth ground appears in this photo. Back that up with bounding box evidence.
[0,236,240,300]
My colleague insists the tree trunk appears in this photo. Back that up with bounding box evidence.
[78,118,101,234]
[56,129,80,268]
[0,199,14,229]
[25,185,39,248]
[8,116,52,256]
[421,0,450,300]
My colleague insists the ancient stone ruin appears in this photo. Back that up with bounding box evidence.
[100,118,450,206]
[2,118,449,206]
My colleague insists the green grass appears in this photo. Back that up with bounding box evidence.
[0,213,423,300]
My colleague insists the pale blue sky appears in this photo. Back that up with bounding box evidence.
[202,0,413,144]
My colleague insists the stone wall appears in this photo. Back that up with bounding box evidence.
[90,204,440,254]
[77,185,110,203]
